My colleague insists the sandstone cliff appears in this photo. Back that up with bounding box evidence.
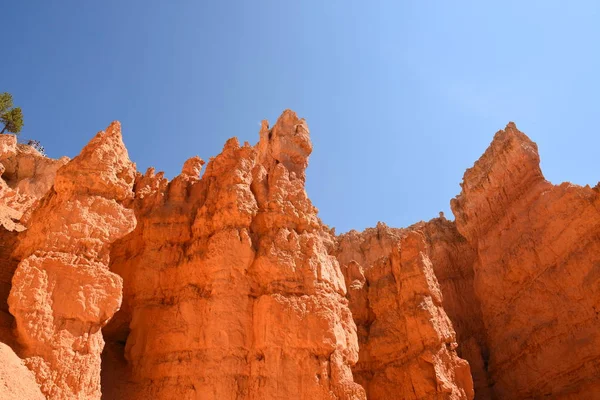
[451,123,600,399]
[102,111,364,400]
[8,122,136,399]
[0,342,45,400]
[0,135,69,346]
[336,224,474,400]
[0,114,596,400]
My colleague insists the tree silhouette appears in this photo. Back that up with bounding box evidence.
[0,92,24,134]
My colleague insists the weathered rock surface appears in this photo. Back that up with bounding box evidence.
[451,123,600,399]
[103,110,364,400]
[336,223,474,400]
[0,342,45,400]
[0,134,69,221]
[0,135,69,349]
[419,218,492,400]
[7,122,136,399]
[0,115,596,400]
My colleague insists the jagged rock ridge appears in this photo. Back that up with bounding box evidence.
[0,112,597,400]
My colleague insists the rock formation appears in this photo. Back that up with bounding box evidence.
[103,111,364,400]
[0,135,68,346]
[419,219,492,400]
[7,122,136,399]
[0,342,45,400]
[0,114,597,400]
[336,225,474,399]
[0,134,69,222]
[451,123,600,399]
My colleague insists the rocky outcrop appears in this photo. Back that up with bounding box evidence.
[336,223,474,400]
[103,110,364,400]
[0,343,45,400]
[451,123,600,399]
[0,135,69,349]
[420,219,492,400]
[0,134,68,220]
[0,115,597,400]
[7,122,136,399]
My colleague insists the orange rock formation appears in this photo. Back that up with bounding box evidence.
[451,123,600,399]
[102,112,364,400]
[336,225,474,399]
[0,113,597,400]
[7,122,136,399]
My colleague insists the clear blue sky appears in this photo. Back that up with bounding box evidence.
[2,1,599,233]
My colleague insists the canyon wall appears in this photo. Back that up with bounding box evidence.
[8,122,136,399]
[335,224,474,399]
[451,123,600,399]
[102,111,365,400]
[0,114,597,399]
[0,135,69,344]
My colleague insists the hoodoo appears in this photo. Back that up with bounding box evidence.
[0,112,597,400]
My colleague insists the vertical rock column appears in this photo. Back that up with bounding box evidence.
[421,218,492,400]
[105,110,364,399]
[8,122,136,399]
[115,140,258,399]
[247,111,365,399]
[337,227,473,400]
[385,232,473,400]
[0,131,70,346]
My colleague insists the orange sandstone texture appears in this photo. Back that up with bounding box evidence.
[419,218,492,400]
[0,135,69,347]
[336,223,475,400]
[8,122,136,399]
[103,111,365,399]
[0,113,597,400]
[451,123,600,399]
[0,134,69,220]
[0,343,45,400]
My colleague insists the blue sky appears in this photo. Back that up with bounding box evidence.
[2,1,599,233]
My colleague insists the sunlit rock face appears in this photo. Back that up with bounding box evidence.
[0,114,597,400]
[0,133,69,356]
[451,123,600,399]
[103,110,365,400]
[335,222,475,400]
[8,122,136,399]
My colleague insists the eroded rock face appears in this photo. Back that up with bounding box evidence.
[451,123,600,399]
[0,135,70,355]
[7,122,136,399]
[0,115,597,400]
[103,110,365,400]
[336,223,474,400]
[0,343,45,400]
[0,134,69,221]
[419,218,493,400]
